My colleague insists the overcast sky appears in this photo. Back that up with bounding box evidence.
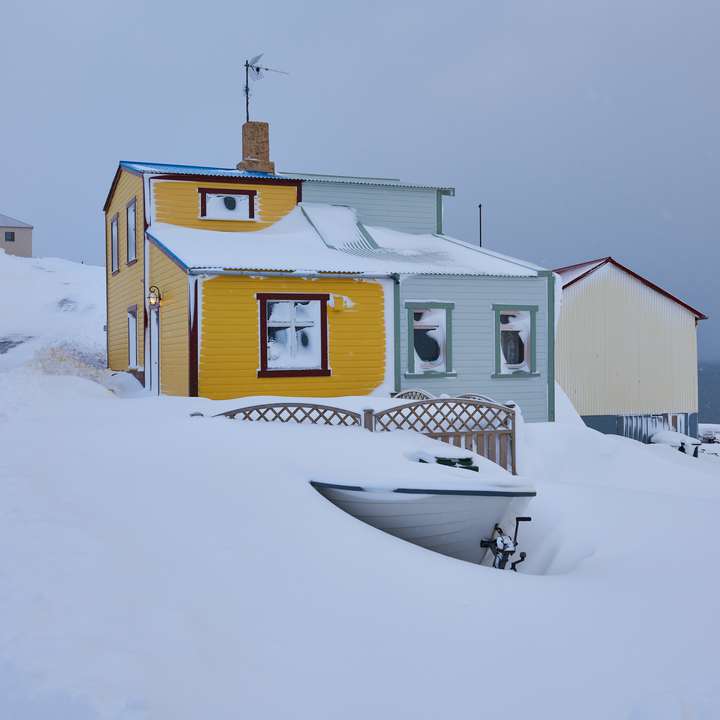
[2,0,718,358]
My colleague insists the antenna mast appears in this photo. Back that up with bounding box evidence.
[243,54,289,123]
[244,60,250,123]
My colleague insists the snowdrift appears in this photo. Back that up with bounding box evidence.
[1,251,719,719]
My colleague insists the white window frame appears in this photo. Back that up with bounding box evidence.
[127,307,138,368]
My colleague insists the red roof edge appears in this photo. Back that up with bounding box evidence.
[554,257,707,320]
[553,256,611,275]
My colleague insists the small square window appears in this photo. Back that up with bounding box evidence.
[4,231,15,242]
[258,294,330,377]
[199,188,256,221]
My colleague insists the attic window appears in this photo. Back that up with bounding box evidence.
[257,293,330,378]
[198,187,257,221]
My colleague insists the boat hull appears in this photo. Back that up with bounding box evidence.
[312,482,535,564]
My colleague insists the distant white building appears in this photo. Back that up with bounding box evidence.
[555,257,706,441]
[0,213,32,257]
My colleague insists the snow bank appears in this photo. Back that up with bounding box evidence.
[0,250,105,374]
[651,429,701,447]
[2,252,720,719]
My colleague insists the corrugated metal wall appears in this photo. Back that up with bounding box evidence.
[556,264,699,416]
[399,275,550,422]
[301,182,438,234]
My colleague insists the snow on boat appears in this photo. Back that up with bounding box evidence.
[311,450,536,565]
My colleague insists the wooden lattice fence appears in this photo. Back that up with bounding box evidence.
[393,388,436,400]
[217,402,362,427]
[216,397,517,474]
[366,399,516,474]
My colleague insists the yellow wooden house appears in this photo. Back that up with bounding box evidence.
[104,121,553,411]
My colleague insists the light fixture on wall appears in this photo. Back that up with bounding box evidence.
[148,286,162,307]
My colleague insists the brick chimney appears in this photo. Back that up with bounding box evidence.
[236,121,275,173]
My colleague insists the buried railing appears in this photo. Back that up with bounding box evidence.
[216,397,516,474]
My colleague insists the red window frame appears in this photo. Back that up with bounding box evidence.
[257,293,330,378]
[198,187,257,219]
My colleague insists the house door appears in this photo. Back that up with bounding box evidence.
[148,307,160,395]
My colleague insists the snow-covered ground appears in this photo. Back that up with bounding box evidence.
[1,249,719,719]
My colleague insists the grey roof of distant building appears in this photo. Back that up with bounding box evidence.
[0,213,32,228]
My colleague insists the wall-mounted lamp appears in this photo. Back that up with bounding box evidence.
[148,285,162,307]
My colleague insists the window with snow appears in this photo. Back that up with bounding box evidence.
[126,199,137,263]
[494,306,537,376]
[127,307,138,368]
[110,215,119,272]
[199,187,257,221]
[406,303,454,376]
[258,294,330,377]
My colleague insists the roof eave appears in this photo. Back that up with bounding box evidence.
[559,256,707,320]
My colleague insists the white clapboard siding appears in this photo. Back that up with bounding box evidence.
[556,263,699,416]
[399,275,550,422]
[301,182,438,234]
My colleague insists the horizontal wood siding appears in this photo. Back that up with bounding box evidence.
[149,244,189,395]
[152,180,298,232]
[399,275,550,422]
[556,263,699,415]
[0,226,32,257]
[106,169,145,371]
[199,276,387,399]
[301,182,438,234]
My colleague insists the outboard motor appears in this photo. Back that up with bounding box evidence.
[481,516,531,571]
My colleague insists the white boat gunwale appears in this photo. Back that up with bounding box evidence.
[310,480,536,498]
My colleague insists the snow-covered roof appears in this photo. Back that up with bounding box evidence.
[555,256,707,319]
[0,213,32,229]
[119,161,454,193]
[146,204,540,277]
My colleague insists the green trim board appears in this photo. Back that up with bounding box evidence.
[538,271,556,421]
[405,301,454,376]
[492,304,538,377]
[405,372,458,379]
[435,191,443,234]
[491,372,541,379]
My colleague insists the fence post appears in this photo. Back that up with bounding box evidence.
[362,408,374,431]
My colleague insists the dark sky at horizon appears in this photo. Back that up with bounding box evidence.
[2,0,718,358]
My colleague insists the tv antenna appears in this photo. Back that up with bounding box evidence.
[244,54,289,123]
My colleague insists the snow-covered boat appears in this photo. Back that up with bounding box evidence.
[311,479,536,564]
